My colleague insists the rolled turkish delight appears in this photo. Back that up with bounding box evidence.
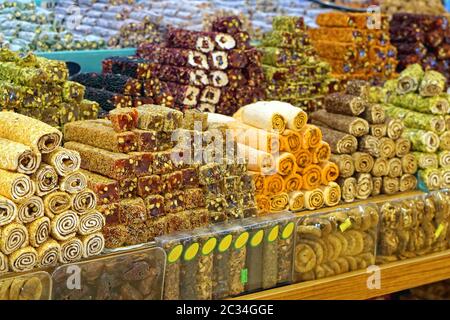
[64,142,135,180]
[156,64,209,86]
[211,16,243,35]
[167,28,236,52]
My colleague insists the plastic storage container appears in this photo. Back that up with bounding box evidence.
[294,205,379,282]
[156,212,297,299]
[0,271,52,300]
[51,247,165,300]
[377,190,450,264]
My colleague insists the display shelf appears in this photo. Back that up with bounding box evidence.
[234,250,450,300]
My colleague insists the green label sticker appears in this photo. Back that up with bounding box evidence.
[202,237,217,256]
[339,218,352,232]
[250,230,264,247]
[184,243,199,261]
[234,232,249,250]
[281,222,295,239]
[167,244,183,263]
[240,268,248,284]
[267,225,279,242]
[435,223,445,240]
[218,234,233,252]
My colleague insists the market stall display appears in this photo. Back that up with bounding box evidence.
[309,12,398,86]
[259,16,336,113]
[370,64,449,190]
[0,112,103,273]
[311,80,418,202]
[0,49,99,127]
[157,212,296,300]
[294,205,379,282]
[390,13,450,83]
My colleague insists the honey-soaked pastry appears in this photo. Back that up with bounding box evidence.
[379,228,399,256]
[343,230,364,256]
[345,256,359,271]
[326,234,343,261]
[347,208,363,230]
[296,270,316,282]
[298,238,325,266]
[8,278,26,300]
[362,232,376,253]
[0,278,12,299]
[294,243,317,273]
[297,225,322,238]
[314,265,326,279]
[397,229,411,253]
[334,232,349,256]
[336,257,350,273]
[18,277,43,300]
[302,217,333,235]
[380,203,400,229]
[322,263,335,277]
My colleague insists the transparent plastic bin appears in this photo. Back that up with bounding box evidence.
[156,212,297,300]
[294,205,379,282]
[377,190,450,264]
[0,271,52,300]
[51,247,165,300]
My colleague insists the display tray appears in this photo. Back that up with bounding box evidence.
[36,48,137,73]
[234,250,450,300]
[0,271,52,300]
[51,246,166,300]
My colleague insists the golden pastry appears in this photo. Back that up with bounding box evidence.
[327,261,342,275]
[297,225,322,238]
[0,279,12,300]
[334,232,348,256]
[299,238,326,265]
[322,264,335,277]
[296,270,316,282]
[397,229,410,253]
[343,230,364,256]
[9,278,26,300]
[379,228,399,256]
[366,206,380,228]
[314,265,326,279]
[326,234,343,260]
[362,232,375,253]
[336,257,350,273]
[345,256,359,271]
[295,243,317,273]
[19,277,43,300]
[347,208,362,230]
[302,217,333,235]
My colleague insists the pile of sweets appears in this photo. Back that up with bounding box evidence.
[54,0,162,49]
[381,0,446,15]
[259,16,337,113]
[309,12,398,86]
[133,16,266,116]
[310,80,419,203]
[208,101,341,213]
[0,49,99,128]
[0,112,104,274]
[0,0,106,52]
[389,13,450,83]
[370,64,450,191]
[145,0,330,38]
[63,106,257,249]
